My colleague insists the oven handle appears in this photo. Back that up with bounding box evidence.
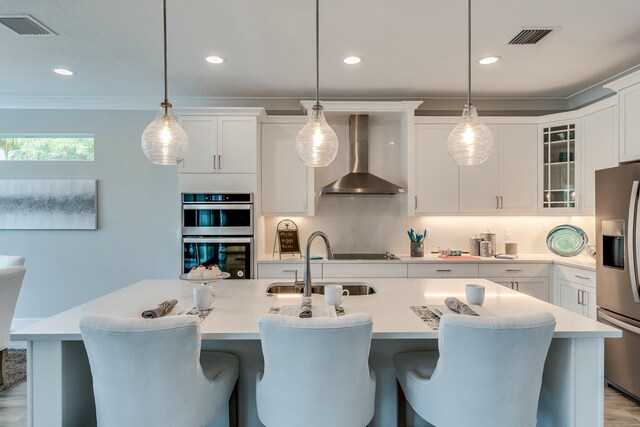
[183,204,253,210]
[183,237,252,244]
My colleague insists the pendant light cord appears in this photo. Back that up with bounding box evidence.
[467,0,472,107]
[163,0,169,115]
[315,0,320,108]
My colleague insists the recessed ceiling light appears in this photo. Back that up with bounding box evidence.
[343,56,362,65]
[478,56,501,65]
[52,68,74,76]
[205,56,225,64]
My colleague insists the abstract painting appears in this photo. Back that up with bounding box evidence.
[0,179,97,229]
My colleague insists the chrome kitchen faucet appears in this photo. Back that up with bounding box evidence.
[303,231,334,297]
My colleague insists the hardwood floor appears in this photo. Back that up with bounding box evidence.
[0,382,638,426]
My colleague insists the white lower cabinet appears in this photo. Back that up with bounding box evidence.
[488,277,549,301]
[322,263,408,278]
[408,263,478,278]
[554,265,597,319]
[257,263,321,279]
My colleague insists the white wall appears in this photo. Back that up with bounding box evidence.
[0,109,181,324]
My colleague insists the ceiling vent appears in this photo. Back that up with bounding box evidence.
[0,15,56,36]
[508,28,553,45]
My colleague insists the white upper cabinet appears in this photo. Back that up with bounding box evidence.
[619,83,640,162]
[498,125,538,213]
[459,124,537,214]
[459,124,500,213]
[179,115,258,174]
[581,106,617,213]
[414,124,459,213]
[261,123,314,215]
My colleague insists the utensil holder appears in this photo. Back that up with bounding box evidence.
[411,241,424,257]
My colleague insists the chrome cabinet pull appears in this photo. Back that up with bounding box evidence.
[213,155,217,169]
[515,281,519,291]
[303,196,308,210]
[575,275,590,280]
[496,196,499,209]
[436,269,452,272]
[500,196,504,209]
[218,154,222,170]
[509,281,514,289]
[415,196,418,210]
[506,269,522,272]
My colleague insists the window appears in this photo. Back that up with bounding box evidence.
[0,135,94,161]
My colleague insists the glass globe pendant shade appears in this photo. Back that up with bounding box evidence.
[141,104,189,165]
[295,105,339,167]
[447,104,494,165]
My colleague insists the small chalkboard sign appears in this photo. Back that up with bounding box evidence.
[278,230,300,253]
[273,219,301,259]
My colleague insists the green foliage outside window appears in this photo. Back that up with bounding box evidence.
[0,136,94,161]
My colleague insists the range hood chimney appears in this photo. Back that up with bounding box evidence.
[321,115,405,195]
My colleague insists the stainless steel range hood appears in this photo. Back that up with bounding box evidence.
[321,115,405,195]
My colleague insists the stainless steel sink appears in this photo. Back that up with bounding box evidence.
[266,282,376,296]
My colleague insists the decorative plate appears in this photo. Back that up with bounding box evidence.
[546,225,588,257]
[179,272,231,282]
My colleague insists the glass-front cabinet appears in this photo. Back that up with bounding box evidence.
[541,122,579,210]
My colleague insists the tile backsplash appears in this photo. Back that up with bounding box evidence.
[262,196,595,257]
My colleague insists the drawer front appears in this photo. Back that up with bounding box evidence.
[408,263,478,278]
[479,263,549,278]
[257,263,322,279]
[555,264,596,289]
[322,263,408,278]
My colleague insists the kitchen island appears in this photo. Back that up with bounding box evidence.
[12,278,619,427]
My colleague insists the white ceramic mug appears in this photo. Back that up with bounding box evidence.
[324,284,349,309]
[465,284,485,306]
[194,284,214,311]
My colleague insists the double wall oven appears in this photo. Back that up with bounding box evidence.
[181,193,253,279]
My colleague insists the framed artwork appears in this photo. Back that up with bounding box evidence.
[0,179,97,230]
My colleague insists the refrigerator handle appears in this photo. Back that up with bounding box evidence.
[629,180,640,303]
[599,310,640,335]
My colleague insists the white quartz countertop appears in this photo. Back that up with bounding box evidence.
[12,278,617,341]
[258,253,596,271]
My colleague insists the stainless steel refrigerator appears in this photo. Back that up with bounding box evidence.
[596,163,640,401]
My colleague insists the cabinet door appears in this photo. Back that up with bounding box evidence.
[179,116,217,173]
[459,124,500,213]
[584,287,597,320]
[217,116,257,173]
[261,123,311,214]
[498,125,537,213]
[539,121,580,211]
[487,277,514,289]
[620,83,640,162]
[414,124,459,213]
[514,278,549,302]
[558,279,585,316]
[581,107,617,212]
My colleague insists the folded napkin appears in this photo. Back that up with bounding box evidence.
[299,297,312,318]
[444,297,479,316]
[141,299,178,319]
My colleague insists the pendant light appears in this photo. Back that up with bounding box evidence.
[447,0,493,166]
[141,0,189,165]
[295,0,338,167]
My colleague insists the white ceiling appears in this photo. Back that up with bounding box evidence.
[1,0,640,101]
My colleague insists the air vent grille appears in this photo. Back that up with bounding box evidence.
[0,15,55,36]
[508,29,552,45]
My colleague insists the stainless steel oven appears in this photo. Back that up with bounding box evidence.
[181,193,253,279]
[182,193,253,236]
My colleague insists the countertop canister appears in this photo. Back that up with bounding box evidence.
[480,241,492,257]
[481,231,496,256]
[469,236,482,256]
[505,241,518,256]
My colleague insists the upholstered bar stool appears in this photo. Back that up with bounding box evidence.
[256,313,376,427]
[0,255,25,268]
[395,313,556,427]
[80,315,239,427]
[0,266,26,386]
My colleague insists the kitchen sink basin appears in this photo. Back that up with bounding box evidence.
[266,282,376,296]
